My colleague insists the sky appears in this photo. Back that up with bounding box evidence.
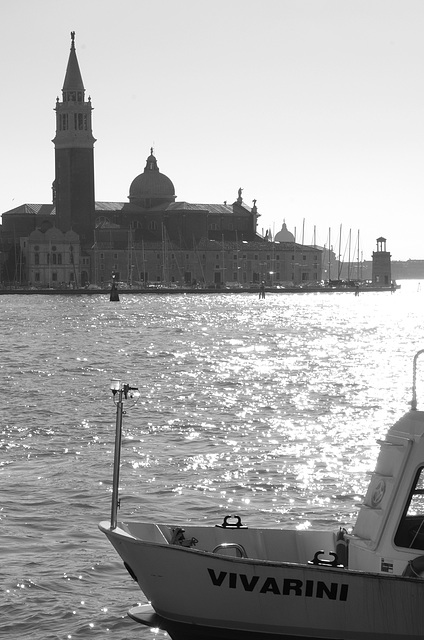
[1,0,424,260]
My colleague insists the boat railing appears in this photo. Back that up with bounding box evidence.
[212,542,247,558]
[411,349,424,411]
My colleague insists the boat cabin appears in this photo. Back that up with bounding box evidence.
[348,409,424,575]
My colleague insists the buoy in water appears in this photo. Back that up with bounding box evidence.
[110,279,120,302]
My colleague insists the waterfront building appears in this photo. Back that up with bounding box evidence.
[25,227,81,288]
[0,33,322,288]
[91,233,322,288]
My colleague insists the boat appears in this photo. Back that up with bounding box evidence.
[99,350,424,640]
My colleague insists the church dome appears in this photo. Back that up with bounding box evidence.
[129,150,176,208]
[275,222,295,243]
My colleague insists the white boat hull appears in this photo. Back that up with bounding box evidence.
[99,521,424,640]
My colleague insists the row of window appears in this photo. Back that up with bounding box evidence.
[34,253,74,265]
[125,220,250,232]
[128,220,160,231]
[216,253,318,262]
[95,251,318,262]
[208,223,248,231]
[34,250,316,264]
[33,272,75,282]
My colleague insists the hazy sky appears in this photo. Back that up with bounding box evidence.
[1,0,424,260]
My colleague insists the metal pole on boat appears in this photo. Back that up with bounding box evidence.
[411,350,424,411]
[109,380,140,529]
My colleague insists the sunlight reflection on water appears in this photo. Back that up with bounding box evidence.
[1,282,424,638]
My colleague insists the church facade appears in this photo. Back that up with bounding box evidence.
[0,34,323,289]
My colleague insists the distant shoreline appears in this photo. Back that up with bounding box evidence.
[0,285,399,296]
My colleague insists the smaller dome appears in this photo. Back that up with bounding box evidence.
[129,150,176,208]
[275,222,295,243]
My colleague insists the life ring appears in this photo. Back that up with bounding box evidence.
[403,555,424,578]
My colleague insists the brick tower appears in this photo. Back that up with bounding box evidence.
[52,32,96,245]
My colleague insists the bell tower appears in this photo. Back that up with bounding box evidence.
[53,32,96,245]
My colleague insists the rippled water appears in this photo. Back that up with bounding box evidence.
[2,281,424,639]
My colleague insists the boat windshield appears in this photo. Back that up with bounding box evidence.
[395,467,424,550]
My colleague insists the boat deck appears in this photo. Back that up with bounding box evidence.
[116,521,342,566]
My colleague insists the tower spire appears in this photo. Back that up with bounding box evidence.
[62,31,85,99]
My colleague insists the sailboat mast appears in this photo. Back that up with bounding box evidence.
[357,230,360,281]
[141,239,146,287]
[127,228,131,286]
[337,224,342,280]
[221,234,225,285]
[347,229,352,282]
[328,228,331,281]
[161,224,168,284]
[235,230,240,284]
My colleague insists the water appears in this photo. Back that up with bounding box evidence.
[1,281,424,639]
